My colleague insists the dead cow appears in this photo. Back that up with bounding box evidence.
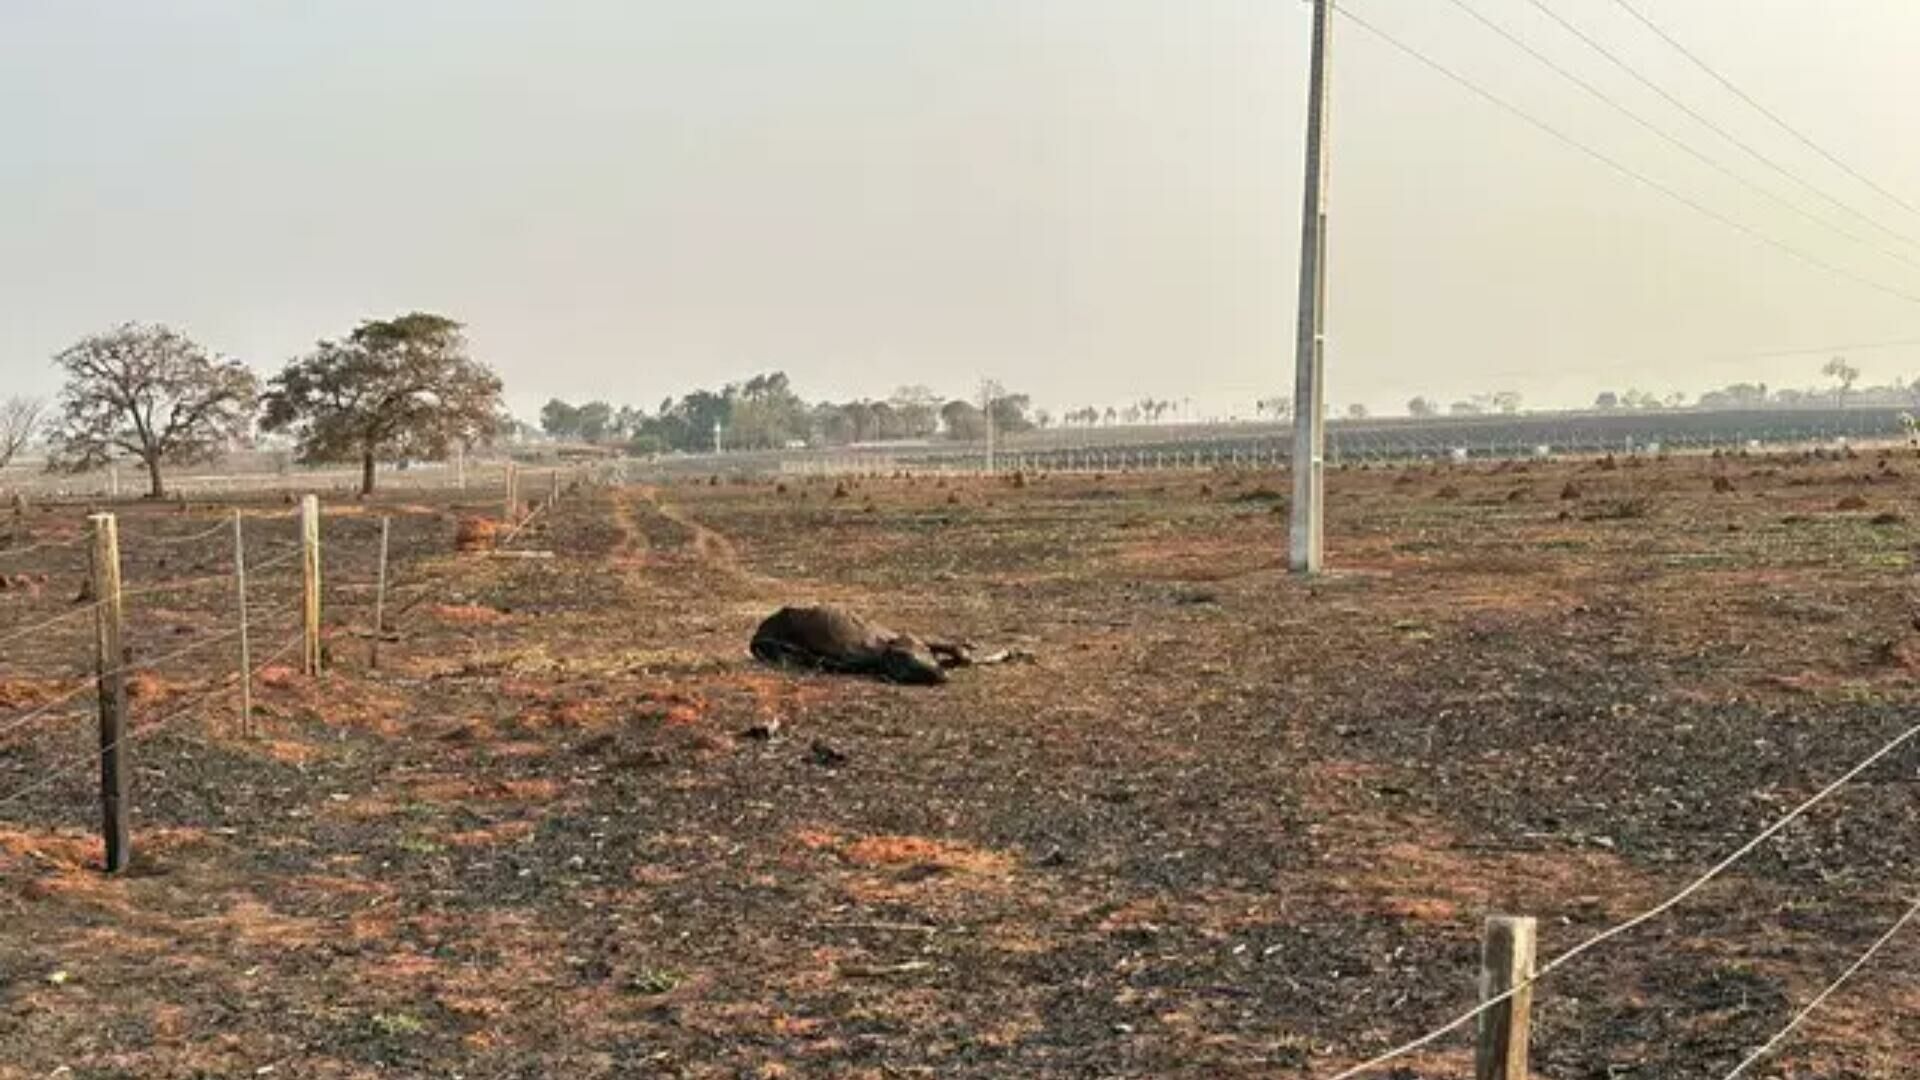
[750,605,1018,685]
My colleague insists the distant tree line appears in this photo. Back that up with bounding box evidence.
[1059,398,1179,427]
[1394,392,1523,419]
[536,374,1044,454]
[1596,357,1909,412]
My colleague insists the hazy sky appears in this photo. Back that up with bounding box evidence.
[4,1,1919,419]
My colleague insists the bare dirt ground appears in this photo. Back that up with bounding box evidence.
[0,450,1916,1079]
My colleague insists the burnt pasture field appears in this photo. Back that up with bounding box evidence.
[0,452,1916,1078]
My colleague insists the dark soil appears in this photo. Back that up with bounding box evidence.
[0,455,1915,1078]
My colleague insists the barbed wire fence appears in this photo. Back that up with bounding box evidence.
[5,459,1911,1071]
[1314,712,1920,1079]
[0,463,596,873]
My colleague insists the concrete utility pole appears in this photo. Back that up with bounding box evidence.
[1290,0,1332,575]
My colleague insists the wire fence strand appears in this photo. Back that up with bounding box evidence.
[0,537,88,563]
[0,630,304,813]
[1722,894,1920,1078]
[0,600,102,654]
[0,597,299,748]
[122,519,237,549]
[1324,715,1920,1079]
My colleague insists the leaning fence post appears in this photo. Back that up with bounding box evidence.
[1476,915,1538,1080]
[233,510,253,736]
[300,494,322,676]
[88,513,129,873]
[371,515,390,670]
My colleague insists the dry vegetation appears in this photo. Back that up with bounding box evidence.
[0,448,1916,1078]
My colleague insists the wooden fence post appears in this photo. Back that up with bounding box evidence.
[300,495,322,676]
[371,516,390,670]
[503,462,518,522]
[88,513,129,873]
[1476,915,1537,1080]
[233,510,252,736]
[550,469,561,506]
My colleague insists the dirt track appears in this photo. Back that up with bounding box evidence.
[0,452,1915,1078]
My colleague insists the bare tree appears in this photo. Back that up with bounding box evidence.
[1823,356,1861,406]
[0,397,45,471]
[46,324,259,498]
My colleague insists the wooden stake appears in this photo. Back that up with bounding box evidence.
[233,510,252,736]
[371,515,390,670]
[300,495,322,676]
[88,513,129,873]
[504,462,518,522]
[1476,916,1537,1080]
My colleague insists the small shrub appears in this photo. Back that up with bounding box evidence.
[1712,475,1736,494]
[627,968,684,995]
[1836,494,1870,512]
[370,1013,427,1038]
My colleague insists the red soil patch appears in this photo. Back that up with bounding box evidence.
[433,603,512,626]
[0,677,75,710]
[841,834,1015,875]
[127,672,191,705]
[637,689,707,727]
[445,821,538,848]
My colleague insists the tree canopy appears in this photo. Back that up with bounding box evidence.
[261,313,503,494]
[46,323,259,498]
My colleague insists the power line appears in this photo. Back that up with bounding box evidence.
[1516,0,1920,270]
[1718,335,1920,362]
[1607,0,1920,227]
[1722,893,1920,1079]
[1466,333,1920,386]
[1330,4,1920,311]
